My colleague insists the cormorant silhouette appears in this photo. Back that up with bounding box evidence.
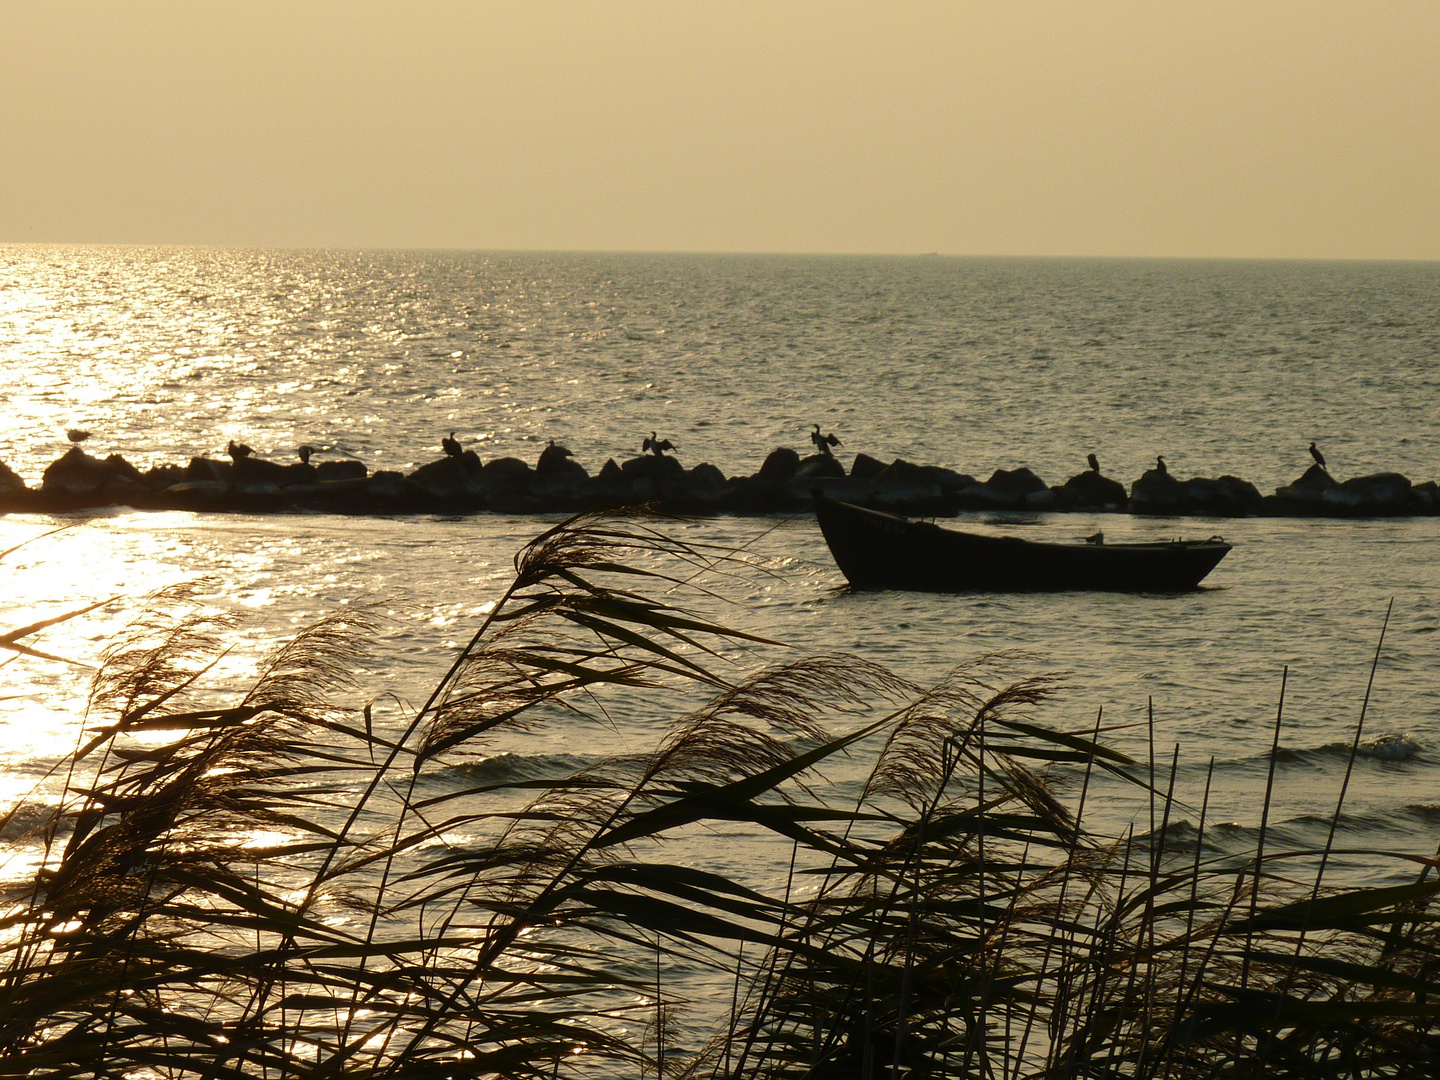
[810,424,842,457]
[66,428,90,444]
[1087,452,1100,473]
[642,432,675,457]
[298,445,315,465]
[226,440,253,461]
[1155,455,1167,476]
[441,431,462,457]
[1309,442,1327,471]
[546,439,572,458]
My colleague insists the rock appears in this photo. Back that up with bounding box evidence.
[1324,472,1413,515]
[756,447,801,483]
[794,453,846,481]
[365,470,427,511]
[185,457,231,484]
[972,467,1048,507]
[1129,467,1185,514]
[1059,470,1128,510]
[872,459,940,505]
[479,457,534,501]
[848,453,887,481]
[315,459,367,482]
[1180,475,1262,516]
[531,444,588,505]
[39,448,153,506]
[41,447,113,495]
[0,458,28,498]
[409,457,485,503]
[621,454,686,482]
[536,442,578,476]
[1412,480,1438,513]
[234,456,300,491]
[142,463,187,490]
[1274,463,1340,503]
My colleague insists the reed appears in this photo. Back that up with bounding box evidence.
[1,512,1436,1077]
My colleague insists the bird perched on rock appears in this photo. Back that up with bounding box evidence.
[642,432,675,457]
[226,440,253,461]
[810,424,842,457]
[441,431,462,457]
[66,428,91,444]
[1309,442,1327,471]
[1155,455,1167,476]
[297,445,315,465]
[1087,452,1100,473]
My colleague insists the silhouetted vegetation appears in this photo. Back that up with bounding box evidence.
[1,512,1436,1077]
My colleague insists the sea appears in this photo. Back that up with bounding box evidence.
[2,247,1438,939]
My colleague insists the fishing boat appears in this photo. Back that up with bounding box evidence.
[814,498,1230,592]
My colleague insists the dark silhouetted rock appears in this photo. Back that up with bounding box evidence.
[143,463,187,490]
[848,453,886,481]
[1130,466,1185,514]
[40,448,153,506]
[970,467,1048,508]
[757,447,801,483]
[794,453,846,482]
[1180,475,1263,516]
[479,457,533,501]
[234,456,299,491]
[316,459,367,482]
[1328,472,1413,515]
[364,470,427,511]
[1274,463,1340,503]
[536,442,578,476]
[871,459,969,512]
[597,458,625,482]
[620,454,685,482]
[1411,480,1438,513]
[185,456,230,484]
[0,458,27,499]
[1059,470,1128,510]
[409,456,484,503]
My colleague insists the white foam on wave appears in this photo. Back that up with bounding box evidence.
[1357,732,1421,762]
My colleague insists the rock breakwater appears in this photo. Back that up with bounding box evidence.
[2,443,1436,520]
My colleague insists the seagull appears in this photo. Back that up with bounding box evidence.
[297,445,315,465]
[1087,452,1100,473]
[1309,442,1327,471]
[642,432,675,457]
[441,431,463,457]
[810,424,842,457]
[226,440,253,461]
[1155,455,1167,476]
[66,429,90,444]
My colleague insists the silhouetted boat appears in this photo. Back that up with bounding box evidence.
[815,498,1230,592]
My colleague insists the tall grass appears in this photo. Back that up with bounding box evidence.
[1,511,1436,1077]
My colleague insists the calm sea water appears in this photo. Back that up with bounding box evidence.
[2,247,1438,911]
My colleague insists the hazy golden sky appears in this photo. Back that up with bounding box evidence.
[3,1,1437,257]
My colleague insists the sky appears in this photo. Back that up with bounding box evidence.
[2,1,1437,258]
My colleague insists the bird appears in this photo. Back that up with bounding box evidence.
[1087,452,1100,473]
[66,428,91,444]
[810,424,842,457]
[1309,442,1327,471]
[642,432,675,457]
[546,438,572,458]
[1155,455,1167,476]
[441,431,463,457]
[226,440,253,461]
[297,445,315,465]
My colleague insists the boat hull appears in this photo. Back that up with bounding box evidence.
[815,499,1230,592]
